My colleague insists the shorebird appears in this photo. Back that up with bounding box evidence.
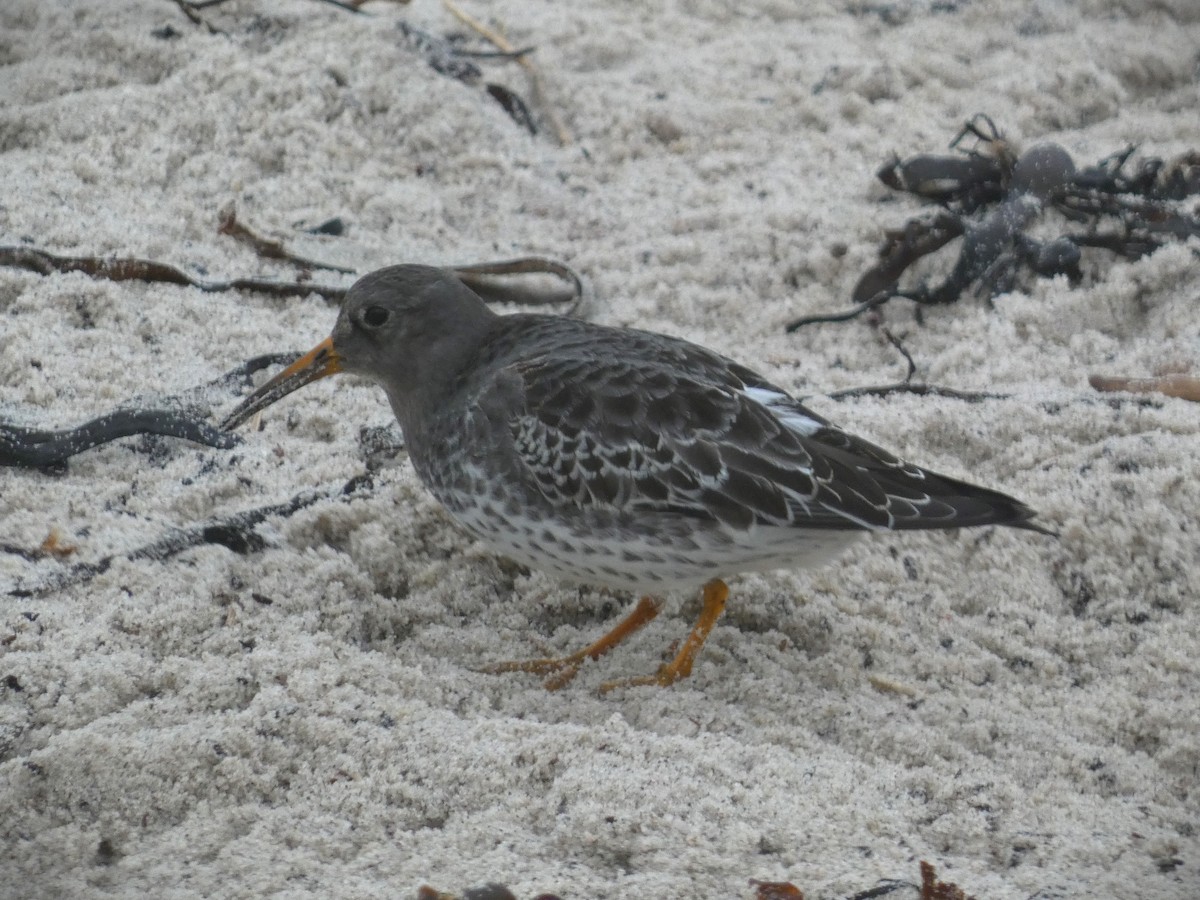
[223,265,1049,691]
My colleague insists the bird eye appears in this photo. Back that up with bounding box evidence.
[362,306,390,328]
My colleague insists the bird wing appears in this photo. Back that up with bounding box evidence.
[471,342,919,532]
[464,320,1039,534]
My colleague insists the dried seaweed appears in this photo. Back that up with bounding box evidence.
[0,245,583,312]
[171,0,395,32]
[485,83,537,134]
[791,115,1200,330]
[397,20,532,79]
[749,879,805,899]
[410,862,981,900]
[919,860,977,900]
[0,410,236,470]
[441,0,570,145]
[217,203,355,274]
[6,474,374,598]
[0,354,298,470]
[0,245,349,302]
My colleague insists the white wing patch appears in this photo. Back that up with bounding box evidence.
[740,386,824,436]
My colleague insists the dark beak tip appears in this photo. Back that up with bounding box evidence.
[219,337,341,432]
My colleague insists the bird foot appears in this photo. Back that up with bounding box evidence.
[598,579,729,694]
[477,581,729,693]
[475,595,664,691]
[474,654,585,690]
[597,662,690,694]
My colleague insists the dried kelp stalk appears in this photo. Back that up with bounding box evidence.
[217,203,355,274]
[1,246,583,312]
[0,410,236,469]
[7,475,373,598]
[1089,373,1200,402]
[0,245,349,302]
[1,354,296,469]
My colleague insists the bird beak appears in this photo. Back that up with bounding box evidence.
[221,337,342,431]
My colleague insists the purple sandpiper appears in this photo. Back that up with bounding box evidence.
[222,265,1049,691]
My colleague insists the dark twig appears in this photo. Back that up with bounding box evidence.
[217,204,356,274]
[817,326,1006,403]
[785,289,893,332]
[0,245,350,303]
[7,475,374,598]
[170,0,205,23]
[457,46,535,61]
[844,880,911,900]
[880,326,917,383]
[823,382,1010,403]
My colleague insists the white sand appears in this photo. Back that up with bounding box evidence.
[1,1,1198,897]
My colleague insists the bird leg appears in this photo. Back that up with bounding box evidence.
[477,595,664,690]
[599,578,730,693]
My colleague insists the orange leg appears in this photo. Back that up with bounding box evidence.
[599,578,730,694]
[477,595,664,690]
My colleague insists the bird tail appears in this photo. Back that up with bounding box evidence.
[890,470,1057,535]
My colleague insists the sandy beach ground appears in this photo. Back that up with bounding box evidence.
[1,1,1198,897]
